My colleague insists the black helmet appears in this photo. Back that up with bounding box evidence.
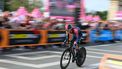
[65,24,72,30]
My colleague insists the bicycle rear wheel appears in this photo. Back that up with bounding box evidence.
[76,47,86,67]
[60,48,71,69]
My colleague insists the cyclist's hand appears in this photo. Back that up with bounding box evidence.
[74,41,77,45]
[62,42,66,46]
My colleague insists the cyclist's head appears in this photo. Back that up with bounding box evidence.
[65,24,72,31]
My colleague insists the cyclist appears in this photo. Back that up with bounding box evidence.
[60,24,86,68]
[63,24,83,50]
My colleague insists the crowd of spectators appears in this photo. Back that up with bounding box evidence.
[0,11,66,30]
[0,11,122,31]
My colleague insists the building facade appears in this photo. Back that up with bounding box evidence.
[108,0,122,20]
[0,0,4,11]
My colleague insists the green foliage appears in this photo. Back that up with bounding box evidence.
[86,11,108,20]
[95,11,108,20]
[4,0,43,12]
[4,0,28,11]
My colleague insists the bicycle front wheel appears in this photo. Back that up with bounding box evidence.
[60,48,71,69]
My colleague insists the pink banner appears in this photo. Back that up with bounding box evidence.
[80,0,86,20]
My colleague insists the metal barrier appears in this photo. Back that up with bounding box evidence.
[0,29,121,48]
[115,30,122,40]
[90,30,114,42]
[0,29,90,48]
[0,29,66,48]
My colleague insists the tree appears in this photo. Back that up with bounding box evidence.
[4,0,43,12]
[4,0,29,11]
[95,11,108,20]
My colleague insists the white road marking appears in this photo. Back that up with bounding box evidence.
[0,59,38,68]
[7,54,102,60]
[1,51,103,68]
[87,48,122,54]
[6,51,102,60]
[0,58,101,69]
[87,55,102,58]
[6,51,62,56]
[8,55,60,60]
[87,51,105,55]
[76,63,99,69]
[88,43,122,48]
[0,67,8,69]
[89,63,100,67]
[37,61,61,68]
[0,59,68,68]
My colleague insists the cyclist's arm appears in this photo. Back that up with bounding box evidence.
[64,31,68,44]
[74,28,79,43]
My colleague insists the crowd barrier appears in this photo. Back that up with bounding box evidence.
[0,29,66,48]
[90,30,115,42]
[115,30,122,40]
[0,29,89,48]
[99,54,122,69]
[0,29,121,48]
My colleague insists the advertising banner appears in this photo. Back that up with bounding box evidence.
[115,30,122,40]
[49,0,80,16]
[9,30,41,45]
[0,30,2,46]
[47,31,66,43]
[90,30,113,42]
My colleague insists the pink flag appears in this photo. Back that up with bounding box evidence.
[93,15,101,21]
[85,15,93,21]
[31,8,42,18]
[16,7,28,16]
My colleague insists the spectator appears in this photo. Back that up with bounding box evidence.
[0,17,4,28]
[103,24,110,30]
[95,22,104,35]
[2,22,12,29]
[81,22,90,30]
[18,23,27,29]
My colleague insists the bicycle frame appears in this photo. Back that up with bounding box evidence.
[68,44,77,62]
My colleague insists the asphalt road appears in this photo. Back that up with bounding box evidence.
[0,42,122,69]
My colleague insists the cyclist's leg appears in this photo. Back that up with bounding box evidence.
[70,36,76,62]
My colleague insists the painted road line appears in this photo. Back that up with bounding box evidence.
[5,51,51,56]
[0,67,8,69]
[88,43,122,48]
[87,55,102,58]
[6,50,104,57]
[0,59,38,68]
[87,50,105,55]
[7,55,60,60]
[0,60,100,68]
[87,48,122,54]
[6,51,102,60]
[37,61,63,68]
[0,59,67,68]
[5,51,62,56]
[76,63,99,69]
[7,54,102,60]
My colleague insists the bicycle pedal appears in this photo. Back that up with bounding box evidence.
[72,58,76,63]
[72,60,75,63]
